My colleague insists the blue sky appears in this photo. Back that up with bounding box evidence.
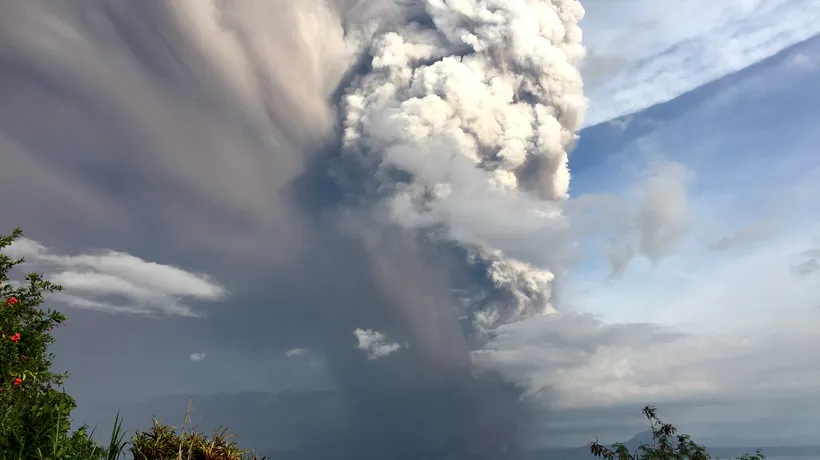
[1,0,820,452]
[488,5,820,445]
[569,31,820,326]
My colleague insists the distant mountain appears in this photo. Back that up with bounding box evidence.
[700,433,820,448]
[522,430,820,460]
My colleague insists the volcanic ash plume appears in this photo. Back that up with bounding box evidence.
[340,0,587,336]
[0,0,589,456]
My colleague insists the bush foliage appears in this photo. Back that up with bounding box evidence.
[589,405,765,460]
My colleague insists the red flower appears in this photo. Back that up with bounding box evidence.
[13,377,22,387]
[6,296,18,305]
[9,333,21,343]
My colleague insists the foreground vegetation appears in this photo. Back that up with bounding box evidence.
[2,227,765,459]
[587,405,765,460]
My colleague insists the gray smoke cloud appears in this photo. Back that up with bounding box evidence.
[0,0,652,457]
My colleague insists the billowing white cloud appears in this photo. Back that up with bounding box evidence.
[4,237,226,317]
[189,352,207,362]
[353,328,402,360]
[339,0,588,336]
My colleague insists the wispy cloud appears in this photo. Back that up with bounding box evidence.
[787,51,819,70]
[4,238,227,317]
[707,221,777,252]
[568,159,693,277]
[285,348,308,358]
[792,247,820,276]
[189,352,207,362]
[581,0,820,125]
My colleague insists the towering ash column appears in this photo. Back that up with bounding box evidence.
[340,0,587,337]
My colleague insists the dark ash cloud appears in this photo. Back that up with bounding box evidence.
[0,0,589,457]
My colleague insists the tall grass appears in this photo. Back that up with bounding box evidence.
[9,410,125,460]
[128,399,267,460]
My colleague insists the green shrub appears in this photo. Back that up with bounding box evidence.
[0,228,126,459]
[590,405,765,460]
